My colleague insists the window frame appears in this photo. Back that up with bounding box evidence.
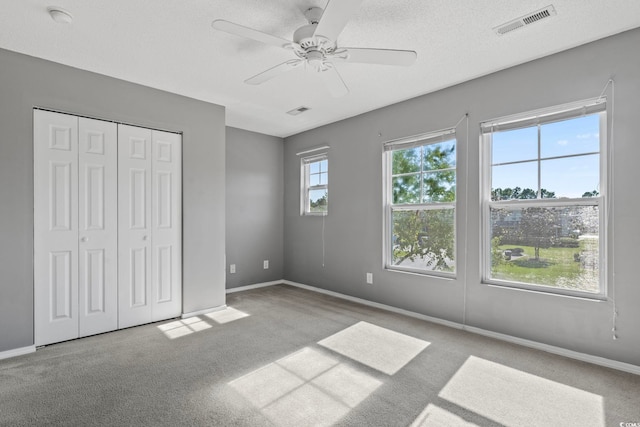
[300,153,328,216]
[382,128,457,278]
[480,98,608,299]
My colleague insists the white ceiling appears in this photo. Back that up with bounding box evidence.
[2,1,640,137]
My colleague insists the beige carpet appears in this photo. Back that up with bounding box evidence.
[1,284,638,426]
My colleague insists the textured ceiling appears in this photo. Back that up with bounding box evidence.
[1,1,640,137]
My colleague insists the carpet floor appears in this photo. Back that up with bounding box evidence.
[1,284,639,426]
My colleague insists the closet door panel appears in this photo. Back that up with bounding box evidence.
[118,125,153,328]
[34,110,79,346]
[78,118,118,337]
[35,112,184,344]
[151,130,182,321]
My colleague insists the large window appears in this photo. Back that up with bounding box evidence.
[383,129,456,276]
[481,99,607,297]
[301,154,328,215]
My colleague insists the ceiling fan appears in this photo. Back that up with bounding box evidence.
[212,0,417,97]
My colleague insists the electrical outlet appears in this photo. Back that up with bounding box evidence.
[229,264,236,274]
[366,273,373,284]
[263,260,269,269]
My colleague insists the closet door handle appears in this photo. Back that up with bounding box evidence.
[142,235,148,241]
[80,237,88,242]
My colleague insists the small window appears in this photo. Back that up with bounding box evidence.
[383,129,457,276]
[301,154,328,215]
[481,99,607,297]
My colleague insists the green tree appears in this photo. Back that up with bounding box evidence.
[309,192,327,212]
[518,207,558,260]
[393,209,454,270]
[582,190,599,198]
[392,147,421,203]
[423,144,456,202]
[492,187,556,201]
[540,188,556,199]
[490,236,504,274]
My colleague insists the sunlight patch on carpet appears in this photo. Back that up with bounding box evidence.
[204,307,250,324]
[439,356,604,427]
[262,383,348,426]
[156,316,212,339]
[228,346,382,426]
[410,403,479,427]
[318,321,430,375]
[277,347,339,380]
[229,363,305,408]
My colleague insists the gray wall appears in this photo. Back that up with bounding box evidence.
[226,127,284,289]
[0,48,226,353]
[283,28,640,366]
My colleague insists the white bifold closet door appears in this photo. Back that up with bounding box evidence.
[34,110,182,346]
[117,125,182,329]
[34,110,118,346]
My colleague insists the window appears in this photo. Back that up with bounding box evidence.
[301,154,328,215]
[481,99,606,297]
[383,129,456,275]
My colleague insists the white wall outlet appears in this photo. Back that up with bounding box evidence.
[366,273,373,284]
[229,264,236,274]
[263,260,269,269]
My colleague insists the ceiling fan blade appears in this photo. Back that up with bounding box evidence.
[212,20,293,50]
[313,0,365,41]
[334,48,417,66]
[245,60,304,85]
[318,65,349,98]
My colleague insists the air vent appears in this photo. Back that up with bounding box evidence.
[494,5,557,35]
[286,106,310,116]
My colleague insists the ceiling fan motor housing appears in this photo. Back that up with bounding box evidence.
[293,24,317,47]
[294,7,336,52]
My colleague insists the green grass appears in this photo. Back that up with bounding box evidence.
[492,239,599,293]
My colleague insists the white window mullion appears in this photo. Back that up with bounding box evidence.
[537,124,542,198]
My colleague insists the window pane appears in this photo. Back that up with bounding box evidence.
[491,161,538,200]
[489,205,599,293]
[318,171,328,185]
[423,140,456,171]
[309,189,328,213]
[309,162,320,174]
[391,208,455,272]
[540,154,599,199]
[318,159,328,173]
[492,127,538,164]
[392,147,421,175]
[393,174,421,204]
[423,171,455,202]
[309,171,328,186]
[541,115,600,158]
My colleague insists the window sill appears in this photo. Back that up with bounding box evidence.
[385,266,456,281]
[483,280,607,302]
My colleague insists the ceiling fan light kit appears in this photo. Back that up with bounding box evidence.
[211,0,416,97]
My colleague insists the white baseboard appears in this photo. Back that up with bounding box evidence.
[463,325,640,376]
[0,345,35,361]
[282,280,463,330]
[228,279,640,376]
[226,280,284,294]
[182,304,227,319]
